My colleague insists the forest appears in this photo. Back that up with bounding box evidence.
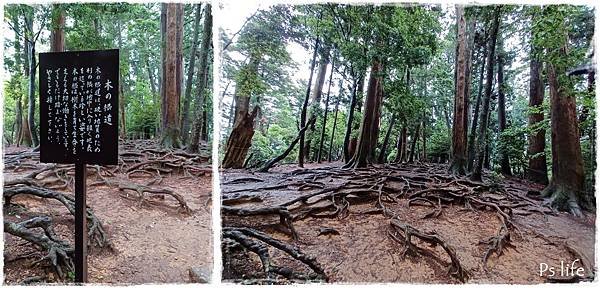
[220,3,596,283]
[3,3,213,284]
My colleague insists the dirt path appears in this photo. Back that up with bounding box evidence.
[3,144,212,284]
[221,162,595,283]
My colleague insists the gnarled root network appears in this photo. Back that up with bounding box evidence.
[388,218,469,283]
[223,226,326,282]
[4,216,74,279]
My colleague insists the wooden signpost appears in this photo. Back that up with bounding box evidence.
[39,49,119,283]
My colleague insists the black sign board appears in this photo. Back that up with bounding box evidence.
[39,49,119,165]
[38,49,119,283]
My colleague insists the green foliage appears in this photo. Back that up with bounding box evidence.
[498,126,527,175]
[3,75,27,143]
[127,81,158,138]
[426,120,450,158]
[4,3,212,145]
[220,2,595,185]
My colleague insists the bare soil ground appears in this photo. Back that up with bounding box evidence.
[221,162,595,284]
[3,140,212,284]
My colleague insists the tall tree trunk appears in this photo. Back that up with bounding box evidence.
[527,46,548,184]
[449,5,469,175]
[146,57,157,97]
[304,45,331,162]
[317,55,335,163]
[443,101,452,135]
[158,4,167,136]
[471,7,501,182]
[378,116,395,163]
[14,95,23,147]
[343,74,360,163]
[298,38,320,167]
[496,46,512,175]
[348,73,366,161]
[160,3,184,148]
[484,132,491,170]
[328,81,342,162]
[187,5,212,153]
[394,126,407,163]
[180,4,203,144]
[468,38,487,171]
[370,65,385,160]
[49,4,65,52]
[12,14,23,146]
[117,19,127,139]
[344,59,382,168]
[541,26,585,216]
[27,25,39,147]
[20,114,32,147]
[309,45,331,113]
[201,107,209,141]
[421,118,427,162]
[408,124,420,163]
[543,62,585,215]
[23,17,30,78]
[20,17,32,147]
[463,17,475,149]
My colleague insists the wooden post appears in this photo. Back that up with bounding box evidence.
[39,49,119,283]
[75,161,88,283]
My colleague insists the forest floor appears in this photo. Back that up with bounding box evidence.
[3,140,212,284]
[221,162,596,284]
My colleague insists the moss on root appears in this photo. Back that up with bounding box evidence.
[542,183,583,217]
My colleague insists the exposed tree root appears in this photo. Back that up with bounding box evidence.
[3,139,211,283]
[541,183,584,217]
[223,176,265,185]
[19,275,48,285]
[222,194,263,205]
[4,184,108,247]
[222,206,298,239]
[4,216,74,279]
[222,226,327,281]
[117,181,191,213]
[388,218,469,282]
[562,241,595,281]
[222,162,560,282]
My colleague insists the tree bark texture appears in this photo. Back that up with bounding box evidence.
[527,46,548,184]
[497,48,512,176]
[49,4,65,52]
[298,38,320,167]
[345,59,382,168]
[181,4,203,144]
[222,50,261,168]
[449,5,469,175]
[160,3,184,148]
[471,7,500,181]
[188,5,212,153]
